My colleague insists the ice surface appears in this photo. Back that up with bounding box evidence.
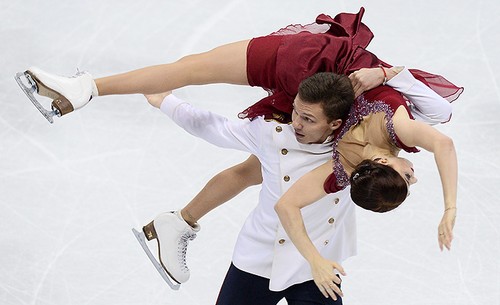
[1,1,499,304]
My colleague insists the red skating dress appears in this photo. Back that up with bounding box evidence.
[323,85,420,193]
[241,7,463,123]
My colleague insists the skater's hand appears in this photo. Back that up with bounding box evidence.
[310,256,346,300]
[144,91,172,109]
[349,67,385,98]
[349,66,401,98]
[438,207,456,251]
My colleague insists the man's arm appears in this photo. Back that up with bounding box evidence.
[386,67,452,125]
[157,93,262,154]
[144,92,263,226]
[349,67,452,125]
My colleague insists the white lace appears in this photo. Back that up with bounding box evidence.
[177,230,197,272]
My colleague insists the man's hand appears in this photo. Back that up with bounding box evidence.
[144,91,172,108]
[349,67,385,98]
[349,66,402,97]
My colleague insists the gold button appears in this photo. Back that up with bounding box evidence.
[324,240,329,245]
[278,239,286,245]
[275,126,282,133]
[333,198,339,204]
[328,218,335,224]
[281,148,288,155]
[283,175,290,182]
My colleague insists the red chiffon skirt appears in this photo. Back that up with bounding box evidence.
[241,7,463,123]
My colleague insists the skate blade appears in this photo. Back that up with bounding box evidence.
[14,72,60,124]
[131,228,181,290]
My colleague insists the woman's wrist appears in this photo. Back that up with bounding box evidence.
[306,251,324,265]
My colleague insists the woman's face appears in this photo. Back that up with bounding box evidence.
[375,157,418,186]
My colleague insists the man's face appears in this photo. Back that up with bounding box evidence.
[291,96,339,144]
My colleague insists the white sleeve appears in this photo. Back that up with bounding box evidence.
[159,94,262,154]
[386,67,452,125]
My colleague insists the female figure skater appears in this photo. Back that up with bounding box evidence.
[274,81,457,296]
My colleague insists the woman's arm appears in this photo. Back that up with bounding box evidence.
[274,160,345,300]
[393,107,457,251]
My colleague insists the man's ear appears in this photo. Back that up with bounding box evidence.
[330,119,343,131]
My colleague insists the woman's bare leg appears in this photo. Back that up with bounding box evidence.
[180,154,262,226]
[96,39,251,96]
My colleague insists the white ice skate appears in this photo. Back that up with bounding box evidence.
[132,211,200,289]
[14,67,97,123]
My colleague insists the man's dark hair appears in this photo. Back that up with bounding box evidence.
[298,72,355,122]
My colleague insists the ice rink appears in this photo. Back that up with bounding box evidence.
[1,1,499,304]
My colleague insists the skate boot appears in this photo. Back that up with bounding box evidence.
[133,211,200,288]
[14,66,97,123]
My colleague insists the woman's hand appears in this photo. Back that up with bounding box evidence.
[310,256,346,300]
[438,208,457,251]
[144,91,172,108]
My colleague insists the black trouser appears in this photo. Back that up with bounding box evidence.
[215,263,342,305]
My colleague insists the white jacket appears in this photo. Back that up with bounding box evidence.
[162,95,356,290]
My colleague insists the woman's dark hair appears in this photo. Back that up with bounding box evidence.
[350,159,408,213]
[298,72,354,122]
